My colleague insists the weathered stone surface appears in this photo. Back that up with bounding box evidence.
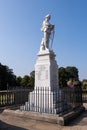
[3,105,85,126]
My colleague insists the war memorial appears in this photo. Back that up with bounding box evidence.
[19,15,85,125]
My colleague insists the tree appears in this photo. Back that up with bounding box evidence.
[20,71,35,89]
[82,79,87,90]
[21,75,30,87]
[30,70,35,78]
[16,76,22,86]
[59,67,68,88]
[0,63,16,90]
[65,66,79,80]
[28,71,35,89]
[59,66,79,88]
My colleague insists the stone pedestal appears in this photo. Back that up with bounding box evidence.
[35,49,58,90]
[24,49,59,114]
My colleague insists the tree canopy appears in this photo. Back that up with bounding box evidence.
[82,79,87,90]
[59,66,79,88]
[0,62,81,90]
[16,71,35,89]
[0,63,16,90]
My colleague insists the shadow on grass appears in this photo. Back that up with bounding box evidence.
[0,120,27,130]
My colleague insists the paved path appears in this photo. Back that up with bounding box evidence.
[0,104,87,130]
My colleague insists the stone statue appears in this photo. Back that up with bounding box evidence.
[40,14,55,50]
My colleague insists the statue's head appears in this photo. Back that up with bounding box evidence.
[45,14,51,20]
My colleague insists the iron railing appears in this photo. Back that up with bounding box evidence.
[82,90,87,103]
[0,86,86,114]
[0,87,32,108]
[20,87,83,114]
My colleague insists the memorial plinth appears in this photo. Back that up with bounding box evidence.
[27,49,59,114]
[35,49,58,90]
[22,14,59,114]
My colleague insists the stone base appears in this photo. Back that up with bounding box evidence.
[4,105,85,126]
[59,105,85,125]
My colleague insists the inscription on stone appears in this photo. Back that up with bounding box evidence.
[46,70,48,79]
[36,65,48,80]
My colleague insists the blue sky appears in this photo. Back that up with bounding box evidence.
[0,0,87,80]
